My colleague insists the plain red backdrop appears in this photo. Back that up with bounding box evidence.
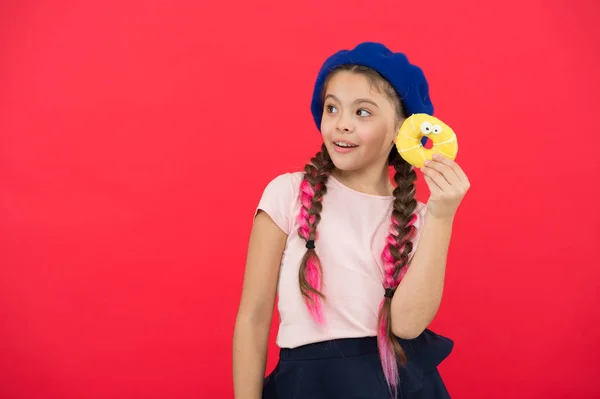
[1,0,599,398]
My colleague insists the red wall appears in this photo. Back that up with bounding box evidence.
[1,1,599,398]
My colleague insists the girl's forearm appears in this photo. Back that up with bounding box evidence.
[390,210,453,338]
[232,316,270,399]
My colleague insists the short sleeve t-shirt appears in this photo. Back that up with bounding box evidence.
[255,171,427,349]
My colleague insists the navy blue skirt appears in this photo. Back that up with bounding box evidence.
[262,329,453,399]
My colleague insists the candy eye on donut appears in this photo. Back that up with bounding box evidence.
[432,124,442,135]
[420,121,433,135]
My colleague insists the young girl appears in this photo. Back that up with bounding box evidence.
[232,42,470,399]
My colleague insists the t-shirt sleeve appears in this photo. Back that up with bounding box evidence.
[254,173,296,235]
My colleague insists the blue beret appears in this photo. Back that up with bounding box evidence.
[310,42,434,132]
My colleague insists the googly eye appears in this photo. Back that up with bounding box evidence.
[420,121,433,135]
[432,124,442,135]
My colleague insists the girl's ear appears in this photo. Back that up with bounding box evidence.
[396,116,406,131]
[392,125,400,145]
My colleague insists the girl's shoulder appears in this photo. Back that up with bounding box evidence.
[255,171,304,235]
[260,171,304,198]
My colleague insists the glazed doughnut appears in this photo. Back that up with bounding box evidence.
[395,113,458,168]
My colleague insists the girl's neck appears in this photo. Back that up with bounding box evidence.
[331,166,394,197]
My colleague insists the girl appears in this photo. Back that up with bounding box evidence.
[232,42,470,399]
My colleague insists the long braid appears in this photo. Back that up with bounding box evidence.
[297,143,335,324]
[377,148,419,397]
[304,64,420,396]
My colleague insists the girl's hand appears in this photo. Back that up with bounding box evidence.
[421,153,471,221]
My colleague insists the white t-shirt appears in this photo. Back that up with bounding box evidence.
[255,171,426,348]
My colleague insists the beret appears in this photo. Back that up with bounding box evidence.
[310,42,434,132]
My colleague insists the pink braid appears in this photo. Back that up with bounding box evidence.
[296,144,334,325]
[376,155,419,398]
[297,179,324,323]
[378,213,417,397]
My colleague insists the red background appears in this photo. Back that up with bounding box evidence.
[1,1,599,398]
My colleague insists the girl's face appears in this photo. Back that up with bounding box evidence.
[320,71,401,174]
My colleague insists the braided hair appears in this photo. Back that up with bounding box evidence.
[296,65,418,397]
[296,143,335,323]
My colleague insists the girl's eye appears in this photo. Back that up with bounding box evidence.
[357,109,371,117]
[326,105,337,113]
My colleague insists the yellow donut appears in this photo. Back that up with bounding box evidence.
[395,113,458,168]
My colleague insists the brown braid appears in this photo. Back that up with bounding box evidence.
[298,64,420,394]
[317,64,419,392]
[378,145,418,368]
[389,147,418,278]
[297,143,335,306]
